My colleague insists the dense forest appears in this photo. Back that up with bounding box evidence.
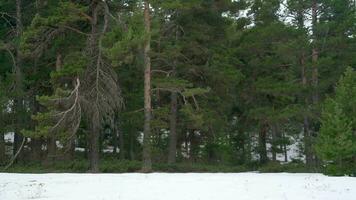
[0,0,355,175]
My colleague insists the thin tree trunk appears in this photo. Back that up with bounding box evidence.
[310,0,319,168]
[46,53,63,164]
[271,123,277,162]
[258,121,268,164]
[168,24,179,164]
[296,9,313,167]
[118,123,125,160]
[129,132,135,160]
[30,58,42,161]
[142,0,152,172]
[168,90,178,164]
[281,131,288,162]
[13,0,24,163]
[312,0,319,105]
[0,132,5,164]
[113,122,118,155]
[301,52,313,167]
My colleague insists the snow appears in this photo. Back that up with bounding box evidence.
[4,132,14,143]
[1,173,356,200]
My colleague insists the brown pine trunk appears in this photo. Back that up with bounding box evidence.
[281,131,288,162]
[118,124,125,160]
[64,137,75,161]
[258,121,268,164]
[46,137,56,165]
[112,120,118,155]
[13,0,24,163]
[312,0,319,105]
[89,120,100,172]
[271,123,277,162]
[301,52,313,167]
[87,1,101,173]
[0,132,5,164]
[296,10,313,167]
[142,0,152,172]
[129,132,135,160]
[168,25,179,164]
[310,0,319,168]
[30,139,42,161]
[168,90,178,164]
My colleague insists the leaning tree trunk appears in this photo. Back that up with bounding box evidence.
[142,0,152,172]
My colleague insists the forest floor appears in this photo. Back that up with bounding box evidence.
[0,173,355,200]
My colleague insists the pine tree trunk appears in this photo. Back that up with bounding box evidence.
[112,121,118,155]
[46,137,56,165]
[64,137,75,161]
[129,132,135,160]
[312,0,319,105]
[311,0,319,168]
[30,139,42,161]
[87,0,102,173]
[89,120,100,173]
[13,0,24,163]
[0,132,5,164]
[301,52,313,167]
[168,24,180,164]
[46,53,63,164]
[258,121,268,164]
[168,90,178,164]
[296,9,313,167]
[142,0,152,172]
[118,124,125,160]
[271,123,277,162]
[282,131,288,162]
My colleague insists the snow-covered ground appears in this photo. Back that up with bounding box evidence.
[1,173,355,200]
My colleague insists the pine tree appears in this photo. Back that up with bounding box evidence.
[316,67,356,175]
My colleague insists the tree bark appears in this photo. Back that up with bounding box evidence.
[129,132,135,160]
[118,123,125,160]
[89,120,100,172]
[168,90,178,164]
[301,52,313,167]
[312,0,319,105]
[310,0,319,168]
[271,123,277,162]
[258,121,268,164]
[295,8,313,167]
[13,0,24,162]
[282,131,288,162]
[168,23,180,164]
[142,0,152,172]
[0,132,5,164]
[45,53,63,164]
[87,1,101,173]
